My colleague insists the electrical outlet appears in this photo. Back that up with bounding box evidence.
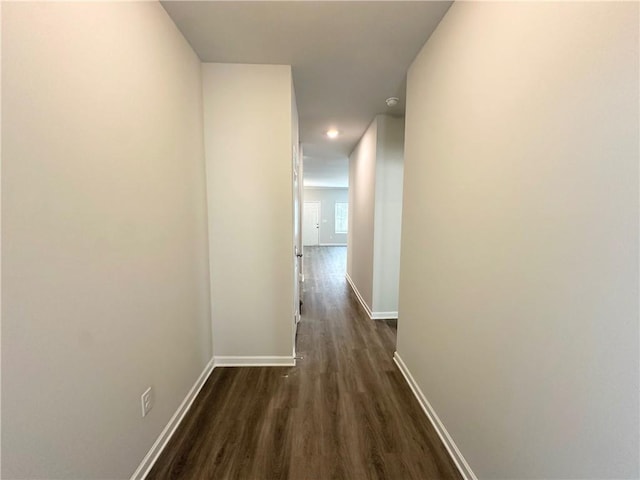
[141,387,153,417]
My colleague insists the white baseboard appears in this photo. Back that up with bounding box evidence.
[345,273,398,320]
[214,356,296,367]
[393,352,477,480]
[345,272,374,317]
[130,358,216,480]
[371,311,398,320]
[319,243,347,246]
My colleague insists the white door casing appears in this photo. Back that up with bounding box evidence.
[292,144,302,352]
[296,144,304,321]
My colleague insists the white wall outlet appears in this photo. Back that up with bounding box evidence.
[141,387,153,417]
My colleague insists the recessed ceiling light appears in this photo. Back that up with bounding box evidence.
[326,129,339,139]
[385,97,399,107]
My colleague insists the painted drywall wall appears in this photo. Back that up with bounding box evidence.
[347,119,377,310]
[396,2,639,478]
[202,63,295,359]
[303,188,348,245]
[348,115,405,317]
[372,116,404,314]
[1,3,212,478]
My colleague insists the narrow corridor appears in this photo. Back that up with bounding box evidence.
[148,246,461,479]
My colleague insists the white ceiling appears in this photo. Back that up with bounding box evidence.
[161,0,452,186]
[304,157,350,188]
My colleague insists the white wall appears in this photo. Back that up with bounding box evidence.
[372,116,405,314]
[397,2,639,478]
[2,3,212,478]
[348,119,377,309]
[303,188,348,245]
[202,63,295,360]
[348,115,405,317]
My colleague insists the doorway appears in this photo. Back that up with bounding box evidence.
[302,201,320,246]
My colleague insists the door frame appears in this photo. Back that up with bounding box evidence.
[292,143,303,358]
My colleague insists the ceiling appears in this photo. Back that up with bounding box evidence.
[161,1,452,186]
[304,157,350,188]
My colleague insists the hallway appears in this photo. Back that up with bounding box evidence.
[148,246,461,479]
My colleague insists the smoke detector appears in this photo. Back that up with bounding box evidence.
[385,97,399,107]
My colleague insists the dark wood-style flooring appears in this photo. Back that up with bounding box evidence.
[148,246,462,480]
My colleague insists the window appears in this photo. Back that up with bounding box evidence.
[335,202,348,234]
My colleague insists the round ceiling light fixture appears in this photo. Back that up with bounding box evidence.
[385,97,399,107]
[326,128,339,139]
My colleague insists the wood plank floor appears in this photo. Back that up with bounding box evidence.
[148,246,462,480]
